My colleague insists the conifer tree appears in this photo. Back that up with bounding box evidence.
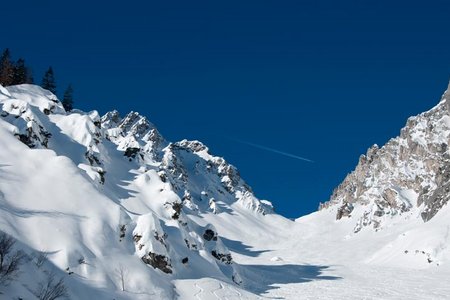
[62,84,74,111]
[12,58,34,85]
[25,67,34,84]
[0,49,14,86]
[41,66,56,94]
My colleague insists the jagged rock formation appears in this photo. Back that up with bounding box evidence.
[321,81,450,232]
[3,82,450,299]
[0,83,272,298]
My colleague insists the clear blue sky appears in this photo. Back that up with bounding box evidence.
[2,1,450,218]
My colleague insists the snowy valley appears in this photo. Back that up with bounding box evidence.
[1,82,450,299]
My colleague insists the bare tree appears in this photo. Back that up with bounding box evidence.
[34,272,68,300]
[35,251,48,268]
[115,264,129,292]
[0,232,24,286]
[0,232,14,267]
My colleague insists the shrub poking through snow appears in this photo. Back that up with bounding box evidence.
[33,272,68,300]
[0,232,24,287]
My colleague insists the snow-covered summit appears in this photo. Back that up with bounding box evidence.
[320,82,450,232]
[2,83,450,299]
[0,84,277,299]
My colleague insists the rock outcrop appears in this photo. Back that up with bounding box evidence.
[321,82,450,232]
[0,83,275,292]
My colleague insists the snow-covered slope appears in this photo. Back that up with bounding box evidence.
[1,83,450,299]
[0,84,277,299]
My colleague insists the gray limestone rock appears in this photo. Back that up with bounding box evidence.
[321,82,450,230]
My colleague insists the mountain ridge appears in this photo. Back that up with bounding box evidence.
[0,83,279,299]
[1,82,450,299]
[320,81,450,233]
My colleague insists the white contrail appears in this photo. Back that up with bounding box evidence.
[232,139,314,163]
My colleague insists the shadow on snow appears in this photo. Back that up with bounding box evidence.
[219,237,340,296]
[240,263,341,296]
[221,237,271,257]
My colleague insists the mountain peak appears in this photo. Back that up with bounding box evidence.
[2,83,450,299]
[119,111,154,136]
[0,83,279,298]
[321,93,450,233]
[101,110,121,129]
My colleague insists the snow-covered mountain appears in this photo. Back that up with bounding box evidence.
[0,84,283,299]
[1,83,450,299]
[321,82,450,228]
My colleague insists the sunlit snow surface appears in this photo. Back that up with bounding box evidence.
[0,84,450,299]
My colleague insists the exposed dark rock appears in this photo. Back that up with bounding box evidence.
[141,252,172,274]
[177,140,207,152]
[16,133,36,148]
[98,169,106,185]
[171,202,182,220]
[158,171,167,183]
[322,90,450,231]
[181,257,188,264]
[15,125,51,148]
[203,229,217,241]
[154,232,167,246]
[119,225,126,241]
[133,234,142,243]
[336,203,354,220]
[182,191,192,203]
[420,163,450,221]
[124,147,140,159]
[373,209,384,217]
[184,239,197,250]
[211,250,232,264]
[85,151,101,166]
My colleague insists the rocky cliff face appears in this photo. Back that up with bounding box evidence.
[0,84,274,298]
[321,82,450,233]
[100,111,273,216]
